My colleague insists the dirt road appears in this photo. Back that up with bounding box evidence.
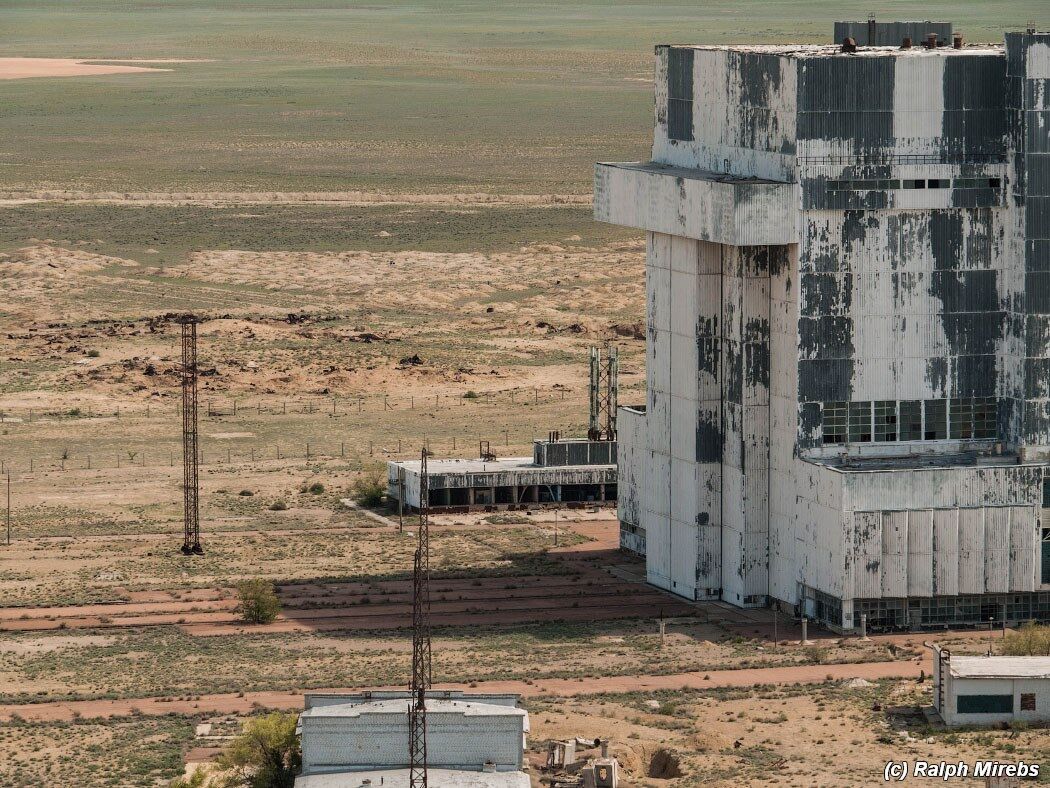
[0,659,926,722]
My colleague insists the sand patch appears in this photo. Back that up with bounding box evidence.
[207,432,255,439]
[0,635,115,655]
[0,58,169,80]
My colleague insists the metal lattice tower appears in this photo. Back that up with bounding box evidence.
[588,344,619,441]
[409,447,432,788]
[179,315,203,556]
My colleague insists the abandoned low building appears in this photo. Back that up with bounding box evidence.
[387,439,616,512]
[296,691,530,788]
[601,21,1050,630]
[932,645,1050,727]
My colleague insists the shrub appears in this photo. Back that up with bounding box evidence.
[215,712,301,788]
[308,482,324,495]
[1002,621,1050,656]
[351,470,386,507]
[236,579,281,624]
[269,500,288,511]
[86,349,100,358]
[239,489,254,496]
[463,390,479,399]
[803,645,829,664]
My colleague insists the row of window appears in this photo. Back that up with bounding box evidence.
[826,177,1001,192]
[822,398,996,445]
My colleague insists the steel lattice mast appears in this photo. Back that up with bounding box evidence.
[409,447,432,788]
[179,315,203,556]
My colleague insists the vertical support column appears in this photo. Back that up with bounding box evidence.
[695,241,723,598]
[720,246,771,607]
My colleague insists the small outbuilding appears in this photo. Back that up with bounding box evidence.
[931,644,1050,727]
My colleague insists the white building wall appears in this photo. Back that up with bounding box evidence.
[944,676,1050,728]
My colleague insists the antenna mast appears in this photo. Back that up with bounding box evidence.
[179,315,203,555]
[409,447,432,788]
[588,344,619,441]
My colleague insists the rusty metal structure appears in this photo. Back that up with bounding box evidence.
[408,447,432,788]
[588,345,618,442]
[179,315,203,556]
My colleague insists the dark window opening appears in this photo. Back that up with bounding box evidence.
[874,400,897,441]
[848,401,873,443]
[924,399,947,440]
[1042,526,1050,585]
[957,694,1013,714]
[900,400,923,441]
[927,178,950,189]
[1021,693,1036,711]
[904,179,926,189]
[988,177,1001,188]
[823,401,847,444]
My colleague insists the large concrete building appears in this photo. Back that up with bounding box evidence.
[601,23,1050,631]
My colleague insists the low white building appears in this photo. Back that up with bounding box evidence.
[295,691,530,788]
[932,645,1050,727]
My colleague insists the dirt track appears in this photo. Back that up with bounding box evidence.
[0,659,926,722]
[0,190,592,207]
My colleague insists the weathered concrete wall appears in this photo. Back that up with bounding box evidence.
[652,47,798,181]
[594,161,798,245]
[616,406,644,532]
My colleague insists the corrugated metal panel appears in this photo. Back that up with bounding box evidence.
[853,511,882,599]
[881,510,908,597]
[1009,505,1037,591]
[984,506,1010,593]
[670,519,699,599]
[957,508,985,594]
[933,509,960,597]
[907,509,934,597]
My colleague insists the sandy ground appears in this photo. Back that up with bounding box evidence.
[0,191,591,206]
[0,57,170,80]
[0,659,925,722]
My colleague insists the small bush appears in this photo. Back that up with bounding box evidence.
[351,470,386,507]
[269,500,288,511]
[86,349,100,358]
[308,482,325,494]
[1002,621,1050,656]
[235,579,281,624]
[463,390,479,399]
[239,489,254,496]
[804,645,829,664]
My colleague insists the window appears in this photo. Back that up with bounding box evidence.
[973,397,996,439]
[950,398,973,439]
[988,177,1001,188]
[904,179,926,189]
[849,401,873,442]
[957,694,1013,714]
[900,400,923,441]
[667,49,694,142]
[874,401,897,441]
[1043,482,1050,509]
[927,178,950,189]
[1042,526,1050,585]
[924,399,947,440]
[1021,693,1036,711]
[823,401,847,444]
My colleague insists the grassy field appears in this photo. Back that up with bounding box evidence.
[2,0,1043,194]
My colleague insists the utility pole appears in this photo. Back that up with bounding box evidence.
[6,472,10,546]
[179,315,203,555]
[409,447,432,788]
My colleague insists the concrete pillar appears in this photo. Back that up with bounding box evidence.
[468,487,475,506]
[859,613,870,641]
[801,617,813,645]
[599,483,606,501]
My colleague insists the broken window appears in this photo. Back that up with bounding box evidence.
[924,399,948,440]
[973,397,996,439]
[848,401,873,442]
[900,400,923,441]
[1021,693,1036,711]
[822,401,847,444]
[949,398,974,439]
[874,400,897,441]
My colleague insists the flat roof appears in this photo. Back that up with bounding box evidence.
[296,768,531,788]
[667,44,1003,58]
[598,161,787,186]
[391,457,613,474]
[301,698,528,720]
[950,656,1050,680]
